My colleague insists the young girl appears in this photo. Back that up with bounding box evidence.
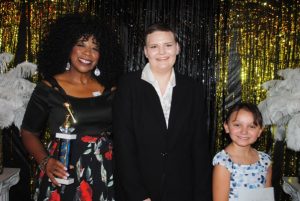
[213,102,272,201]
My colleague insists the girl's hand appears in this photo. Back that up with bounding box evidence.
[45,158,69,186]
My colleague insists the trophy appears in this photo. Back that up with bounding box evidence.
[54,102,77,185]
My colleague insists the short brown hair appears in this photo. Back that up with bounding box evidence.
[144,23,179,46]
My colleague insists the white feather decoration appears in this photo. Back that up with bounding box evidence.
[278,68,300,80]
[0,99,15,128]
[258,68,300,151]
[286,114,300,151]
[0,52,37,129]
[273,124,286,141]
[0,53,14,73]
[7,61,37,78]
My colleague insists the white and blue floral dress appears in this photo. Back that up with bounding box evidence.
[213,149,271,201]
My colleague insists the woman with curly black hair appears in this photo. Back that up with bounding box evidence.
[20,12,123,201]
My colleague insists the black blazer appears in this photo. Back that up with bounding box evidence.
[113,70,212,201]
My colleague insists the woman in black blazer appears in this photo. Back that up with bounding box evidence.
[113,23,212,201]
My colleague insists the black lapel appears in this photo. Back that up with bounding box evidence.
[139,78,167,130]
[167,73,187,146]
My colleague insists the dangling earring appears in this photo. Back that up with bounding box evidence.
[65,62,70,71]
[94,66,100,76]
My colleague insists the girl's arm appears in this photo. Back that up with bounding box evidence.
[213,165,230,201]
[265,165,272,187]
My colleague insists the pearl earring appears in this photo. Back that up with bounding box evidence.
[65,62,70,71]
[94,67,100,76]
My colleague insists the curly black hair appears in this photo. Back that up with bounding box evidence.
[37,12,124,86]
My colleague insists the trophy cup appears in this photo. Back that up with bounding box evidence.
[54,102,77,185]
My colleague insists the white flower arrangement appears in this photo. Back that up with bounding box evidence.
[258,68,300,151]
[0,52,37,129]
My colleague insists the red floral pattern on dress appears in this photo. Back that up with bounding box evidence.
[104,145,113,160]
[81,136,98,143]
[49,141,58,155]
[79,180,93,201]
[49,190,60,201]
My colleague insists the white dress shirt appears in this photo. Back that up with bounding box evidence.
[141,63,176,128]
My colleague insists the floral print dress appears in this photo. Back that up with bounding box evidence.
[212,149,271,201]
[21,81,115,201]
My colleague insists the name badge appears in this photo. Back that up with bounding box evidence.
[238,187,275,201]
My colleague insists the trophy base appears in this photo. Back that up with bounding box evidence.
[53,177,74,185]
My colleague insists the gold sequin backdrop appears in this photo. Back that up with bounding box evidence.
[215,1,300,144]
[1,0,300,201]
[0,1,97,63]
[215,1,300,200]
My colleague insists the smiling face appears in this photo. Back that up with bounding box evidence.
[144,31,180,74]
[69,36,100,74]
[224,109,263,148]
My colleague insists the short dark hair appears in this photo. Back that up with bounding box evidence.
[225,102,263,127]
[144,23,179,46]
[37,12,124,86]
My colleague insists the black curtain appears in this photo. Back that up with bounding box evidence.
[93,0,216,151]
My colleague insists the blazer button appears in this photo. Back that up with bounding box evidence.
[161,152,168,158]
